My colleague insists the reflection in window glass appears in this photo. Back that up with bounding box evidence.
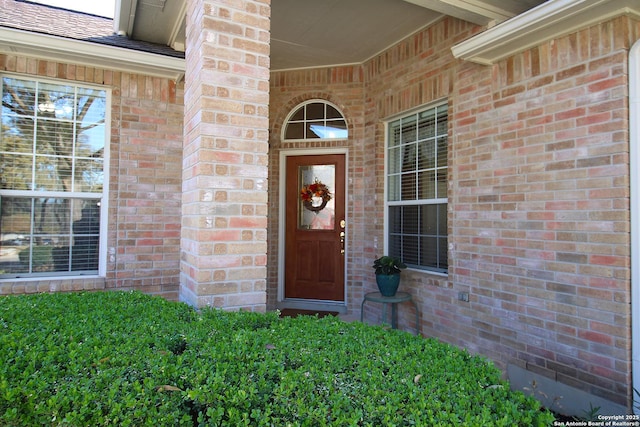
[386,103,448,273]
[298,164,335,230]
[306,102,325,120]
[284,101,348,140]
[0,76,107,278]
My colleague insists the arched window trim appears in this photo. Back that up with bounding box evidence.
[281,99,348,141]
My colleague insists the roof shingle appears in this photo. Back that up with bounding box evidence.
[0,0,184,58]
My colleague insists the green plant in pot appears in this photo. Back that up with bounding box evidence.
[373,255,407,296]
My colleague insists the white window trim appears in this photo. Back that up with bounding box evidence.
[281,99,348,142]
[0,73,110,280]
[629,38,640,414]
[383,101,449,275]
[277,147,349,309]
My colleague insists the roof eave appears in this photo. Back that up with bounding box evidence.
[0,27,185,81]
[114,0,137,37]
[451,0,640,65]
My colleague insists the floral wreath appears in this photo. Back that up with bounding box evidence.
[300,178,332,212]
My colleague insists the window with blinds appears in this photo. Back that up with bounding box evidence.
[0,76,107,278]
[386,103,448,273]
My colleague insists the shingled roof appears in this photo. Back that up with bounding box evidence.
[0,0,184,59]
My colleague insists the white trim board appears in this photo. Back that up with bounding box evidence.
[277,148,349,308]
[630,38,640,414]
[452,0,640,65]
[0,27,185,81]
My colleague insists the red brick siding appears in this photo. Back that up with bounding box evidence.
[448,16,637,405]
[268,69,367,313]
[111,74,184,299]
[181,0,270,310]
[361,16,468,352]
[0,55,184,300]
[268,15,640,406]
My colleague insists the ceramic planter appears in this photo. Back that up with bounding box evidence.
[375,273,401,296]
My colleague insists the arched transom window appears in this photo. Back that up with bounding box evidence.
[282,100,348,141]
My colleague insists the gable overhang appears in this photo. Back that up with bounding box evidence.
[114,0,137,37]
[114,0,187,53]
[452,0,640,65]
[0,27,185,82]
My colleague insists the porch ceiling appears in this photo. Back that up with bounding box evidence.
[115,0,546,71]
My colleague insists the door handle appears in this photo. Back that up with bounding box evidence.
[340,231,345,255]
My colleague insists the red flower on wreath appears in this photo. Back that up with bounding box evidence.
[300,179,332,203]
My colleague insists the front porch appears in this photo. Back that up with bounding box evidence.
[1,0,639,413]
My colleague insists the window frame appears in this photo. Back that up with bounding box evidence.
[281,99,348,142]
[0,73,110,279]
[384,101,448,275]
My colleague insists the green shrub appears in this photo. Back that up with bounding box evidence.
[0,291,555,426]
[18,245,52,270]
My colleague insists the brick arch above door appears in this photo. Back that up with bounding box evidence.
[269,93,354,148]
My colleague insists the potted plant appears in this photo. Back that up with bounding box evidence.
[372,255,407,296]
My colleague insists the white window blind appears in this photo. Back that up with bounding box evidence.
[0,76,107,278]
[387,103,448,273]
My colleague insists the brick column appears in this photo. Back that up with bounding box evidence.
[180,0,270,310]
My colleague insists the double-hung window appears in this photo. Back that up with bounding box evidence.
[0,76,108,278]
[386,103,448,273]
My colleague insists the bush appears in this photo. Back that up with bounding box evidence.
[18,245,52,270]
[0,291,555,426]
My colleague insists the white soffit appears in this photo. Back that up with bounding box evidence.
[403,0,514,26]
[0,27,185,81]
[114,0,138,37]
[451,0,640,65]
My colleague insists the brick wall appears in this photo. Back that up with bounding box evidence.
[3,3,638,409]
[361,18,470,331]
[110,72,184,299]
[268,68,367,313]
[268,15,640,406]
[180,0,270,310]
[0,54,184,299]
[446,15,638,405]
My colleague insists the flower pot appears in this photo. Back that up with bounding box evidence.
[376,273,401,297]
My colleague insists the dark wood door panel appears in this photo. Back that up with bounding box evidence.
[284,154,345,302]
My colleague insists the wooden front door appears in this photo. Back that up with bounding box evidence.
[285,154,345,301]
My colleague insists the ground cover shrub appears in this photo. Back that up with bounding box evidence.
[18,246,52,270]
[0,291,555,426]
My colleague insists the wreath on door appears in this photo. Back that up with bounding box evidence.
[300,178,332,212]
